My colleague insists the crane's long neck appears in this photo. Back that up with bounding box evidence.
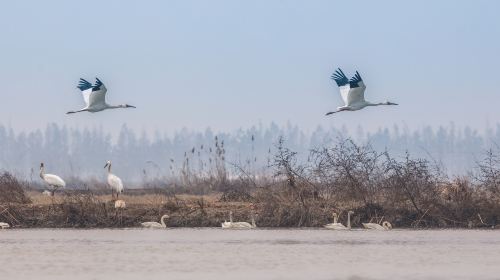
[333,213,338,224]
[107,104,123,109]
[107,104,133,110]
[347,212,351,229]
[229,212,233,223]
[161,215,167,227]
[39,166,45,179]
[367,102,391,107]
[251,214,256,228]
[365,102,381,107]
[107,163,112,173]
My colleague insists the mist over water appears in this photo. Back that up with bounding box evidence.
[0,229,498,280]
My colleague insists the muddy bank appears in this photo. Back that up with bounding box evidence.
[1,192,498,229]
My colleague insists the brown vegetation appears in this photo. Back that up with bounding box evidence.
[1,137,499,229]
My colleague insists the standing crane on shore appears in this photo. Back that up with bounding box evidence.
[104,160,124,199]
[39,163,66,196]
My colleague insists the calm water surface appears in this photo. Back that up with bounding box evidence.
[0,228,499,280]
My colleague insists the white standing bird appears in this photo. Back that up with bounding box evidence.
[326,68,397,115]
[362,221,392,230]
[221,211,257,229]
[141,215,169,228]
[39,163,66,196]
[0,222,10,229]
[104,160,124,199]
[324,212,347,230]
[67,78,136,114]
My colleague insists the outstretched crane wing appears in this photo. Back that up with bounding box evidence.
[88,78,108,107]
[346,71,366,106]
[76,78,93,107]
[331,68,350,105]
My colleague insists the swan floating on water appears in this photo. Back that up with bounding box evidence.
[362,221,392,230]
[324,212,347,230]
[325,211,354,230]
[141,215,169,229]
[221,211,257,229]
[0,222,10,229]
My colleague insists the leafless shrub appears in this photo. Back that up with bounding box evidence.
[0,172,31,204]
[310,138,384,206]
[475,148,500,200]
[383,152,442,215]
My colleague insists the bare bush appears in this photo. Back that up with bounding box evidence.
[384,152,442,215]
[0,172,31,204]
[310,138,384,206]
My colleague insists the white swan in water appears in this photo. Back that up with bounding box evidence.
[362,221,392,230]
[324,212,347,230]
[0,222,10,229]
[325,211,354,230]
[141,215,169,228]
[221,211,257,229]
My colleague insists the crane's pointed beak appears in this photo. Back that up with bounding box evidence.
[126,104,136,108]
[104,163,108,168]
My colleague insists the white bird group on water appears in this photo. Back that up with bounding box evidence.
[323,211,393,230]
[1,69,397,229]
[221,211,257,229]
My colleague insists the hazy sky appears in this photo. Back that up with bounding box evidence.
[1,0,499,136]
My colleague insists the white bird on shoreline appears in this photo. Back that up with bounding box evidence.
[39,163,66,196]
[326,68,397,115]
[114,200,126,209]
[0,222,10,229]
[104,160,124,199]
[221,211,257,229]
[67,78,135,114]
[324,212,347,230]
[363,221,392,230]
[141,215,169,228]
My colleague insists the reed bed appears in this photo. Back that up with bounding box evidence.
[1,137,499,229]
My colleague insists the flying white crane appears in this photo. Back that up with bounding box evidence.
[39,163,66,196]
[104,160,124,199]
[67,78,136,114]
[141,214,169,229]
[326,68,397,115]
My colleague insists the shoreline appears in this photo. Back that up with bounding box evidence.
[1,191,498,230]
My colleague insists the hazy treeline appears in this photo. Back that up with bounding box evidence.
[0,122,497,183]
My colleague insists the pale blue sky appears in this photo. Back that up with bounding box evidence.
[1,0,499,135]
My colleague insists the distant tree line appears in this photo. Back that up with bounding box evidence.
[0,122,497,183]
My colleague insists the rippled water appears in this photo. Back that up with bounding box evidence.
[0,228,499,280]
